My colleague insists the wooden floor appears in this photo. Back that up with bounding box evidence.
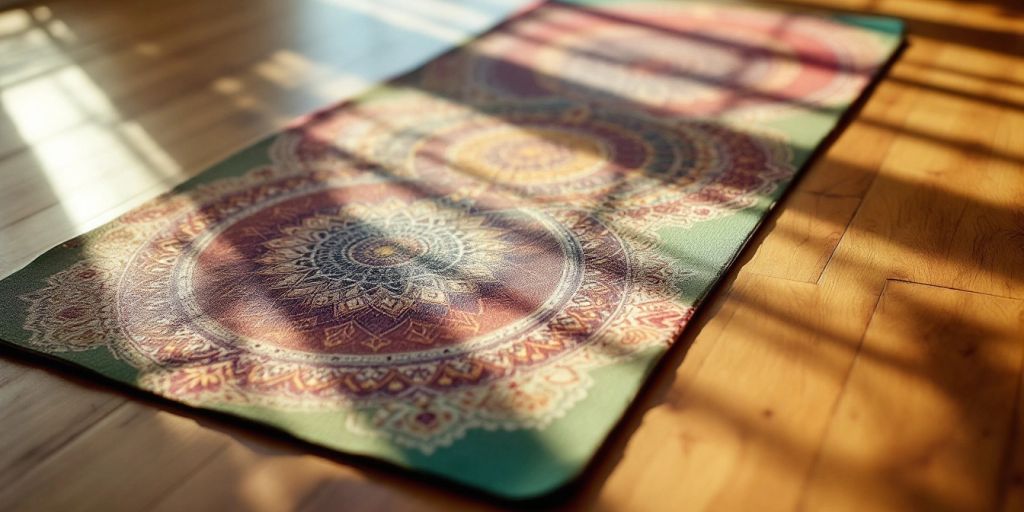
[0,0,1022,510]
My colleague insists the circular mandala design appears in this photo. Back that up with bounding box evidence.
[105,172,639,401]
[20,162,697,451]
[450,126,610,184]
[273,98,794,227]
[16,1,891,452]
[415,3,890,120]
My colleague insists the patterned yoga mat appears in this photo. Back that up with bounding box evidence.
[0,0,902,499]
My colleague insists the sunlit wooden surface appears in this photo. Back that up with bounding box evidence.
[0,0,1022,510]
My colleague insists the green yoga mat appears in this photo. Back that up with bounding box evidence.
[0,0,902,499]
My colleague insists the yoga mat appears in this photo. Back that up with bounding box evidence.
[0,0,902,499]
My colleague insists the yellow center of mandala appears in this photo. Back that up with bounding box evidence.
[451,127,607,185]
[346,236,430,268]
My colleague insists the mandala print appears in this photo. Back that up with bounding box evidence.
[271,93,794,229]
[21,166,693,449]
[13,3,861,453]
[415,3,893,121]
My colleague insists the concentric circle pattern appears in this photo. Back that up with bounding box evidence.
[114,173,614,374]
[11,1,901,453]
[21,157,694,448]
[274,97,794,227]
[416,3,890,120]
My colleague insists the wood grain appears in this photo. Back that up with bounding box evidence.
[0,403,228,511]
[590,274,871,511]
[0,0,1022,510]
[801,281,1024,512]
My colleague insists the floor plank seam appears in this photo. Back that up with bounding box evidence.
[791,278,891,512]
[884,277,1024,301]
[800,190,866,200]
[811,173,888,286]
[739,268,818,285]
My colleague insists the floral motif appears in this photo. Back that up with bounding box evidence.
[414,2,893,121]
[20,163,694,450]
[7,1,894,455]
[255,198,513,336]
[272,95,795,230]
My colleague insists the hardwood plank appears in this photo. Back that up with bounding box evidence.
[742,191,861,283]
[1003,367,1024,512]
[0,0,1020,509]
[589,274,877,511]
[155,274,748,512]
[0,358,29,386]
[0,367,124,489]
[0,1,519,277]
[0,0,258,88]
[819,38,1024,299]
[0,403,231,511]
[994,52,1024,512]
[801,281,1024,512]
[736,44,936,285]
[793,58,923,199]
[0,0,295,156]
[152,436,497,512]
[940,103,1024,300]
[151,443,349,512]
